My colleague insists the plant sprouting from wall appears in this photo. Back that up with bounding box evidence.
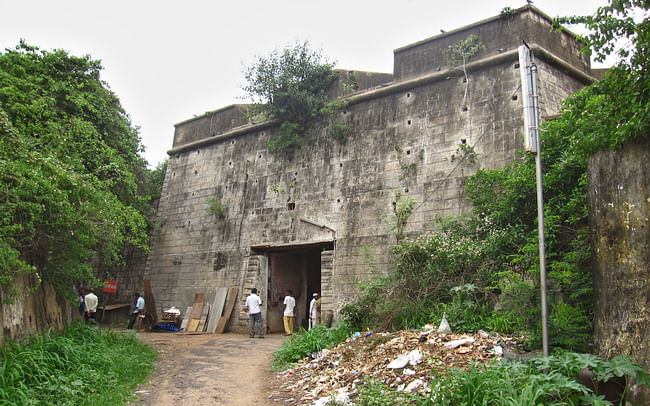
[446,35,482,110]
[450,140,478,164]
[242,41,346,157]
[500,7,515,20]
[395,147,425,181]
[207,197,227,219]
[270,182,298,204]
[391,191,415,242]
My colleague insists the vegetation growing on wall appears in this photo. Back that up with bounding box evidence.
[207,196,228,219]
[340,1,649,352]
[0,42,154,300]
[242,41,346,156]
[446,34,482,111]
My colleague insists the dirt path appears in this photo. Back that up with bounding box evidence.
[129,332,285,405]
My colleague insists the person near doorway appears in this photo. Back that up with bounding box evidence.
[84,288,98,324]
[316,293,322,325]
[127,292,145,329]
[245,288,264,338]
[283,289,296,336]
[77,287,86,319]
[309,293,319,330]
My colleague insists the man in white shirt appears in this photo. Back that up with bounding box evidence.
[283,290,296,336]
[128,292,145,329]
[309,293,319,330]
[84,288,98,324]
[245,288,264,338]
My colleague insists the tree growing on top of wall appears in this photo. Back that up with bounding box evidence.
[242,41,341,156]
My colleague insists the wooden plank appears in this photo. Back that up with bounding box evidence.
[206,287,229,333]
[197,303,210,332]
[188,293,205,320]
[180,306,192,330]
[187,293,205,332]
[215,287,239,334]
[187,319,200,332]
[143,280,158,323]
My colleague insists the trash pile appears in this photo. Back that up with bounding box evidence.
[268,325,525,405]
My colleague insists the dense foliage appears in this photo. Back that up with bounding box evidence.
[0,42,155,299]
[0,323,157,405]
[340,1,648,352]
[242,41,341,155]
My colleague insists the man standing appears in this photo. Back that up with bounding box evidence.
[282,289,296,336]
[309,293,319,330]
[77,287,86,319]
[84,288,98,324]
[127,292,145,329]
[245,288,264,338]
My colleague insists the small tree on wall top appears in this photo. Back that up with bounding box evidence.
[242,41,340,156]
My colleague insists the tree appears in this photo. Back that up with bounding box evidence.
[0,42,150,299]
[242,41,339,155]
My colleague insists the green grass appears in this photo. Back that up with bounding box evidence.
[0,322,157,405]
[271,323,352,371]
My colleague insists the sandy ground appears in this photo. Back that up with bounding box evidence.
[129,331,285,405]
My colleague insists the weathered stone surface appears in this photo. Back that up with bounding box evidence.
[1,274,73,345]
[588,136,650,404]
[145,5,594,334]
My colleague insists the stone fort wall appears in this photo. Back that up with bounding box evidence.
[145,5,594,333]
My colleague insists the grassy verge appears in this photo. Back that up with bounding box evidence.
[271,323,352,371]
[0,322,157,405]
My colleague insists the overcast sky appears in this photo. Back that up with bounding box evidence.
[1,0,609,168]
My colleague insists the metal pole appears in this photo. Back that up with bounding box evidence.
[530,63,549,357]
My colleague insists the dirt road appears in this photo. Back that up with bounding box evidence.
[130,332,285,405]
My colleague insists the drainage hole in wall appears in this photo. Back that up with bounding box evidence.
[194,170,198,175]
[514,63,520,69]
[231,140,235,144]
[407,120,412,125]
[407,150,411,155]
[340,163,343,167]
[337,199,340,203]
[512,94,518,100]
[406,92,411,98]
[461,106,468,111]
[461,138,467,144]
[287,202,295,211]
[405,188,409,193]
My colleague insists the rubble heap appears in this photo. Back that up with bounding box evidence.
[269,329,523,405]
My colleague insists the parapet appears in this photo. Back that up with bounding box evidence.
[393,5,591,82]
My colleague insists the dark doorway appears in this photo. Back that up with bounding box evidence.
[263,246,326,333]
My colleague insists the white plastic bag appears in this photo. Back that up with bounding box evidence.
[437,313,451,334]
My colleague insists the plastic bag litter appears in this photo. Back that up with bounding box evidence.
[443,337,475,349]
[437,313,451,334]
[387,349,422,369]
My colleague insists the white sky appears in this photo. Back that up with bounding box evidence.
[1,0,608,168]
